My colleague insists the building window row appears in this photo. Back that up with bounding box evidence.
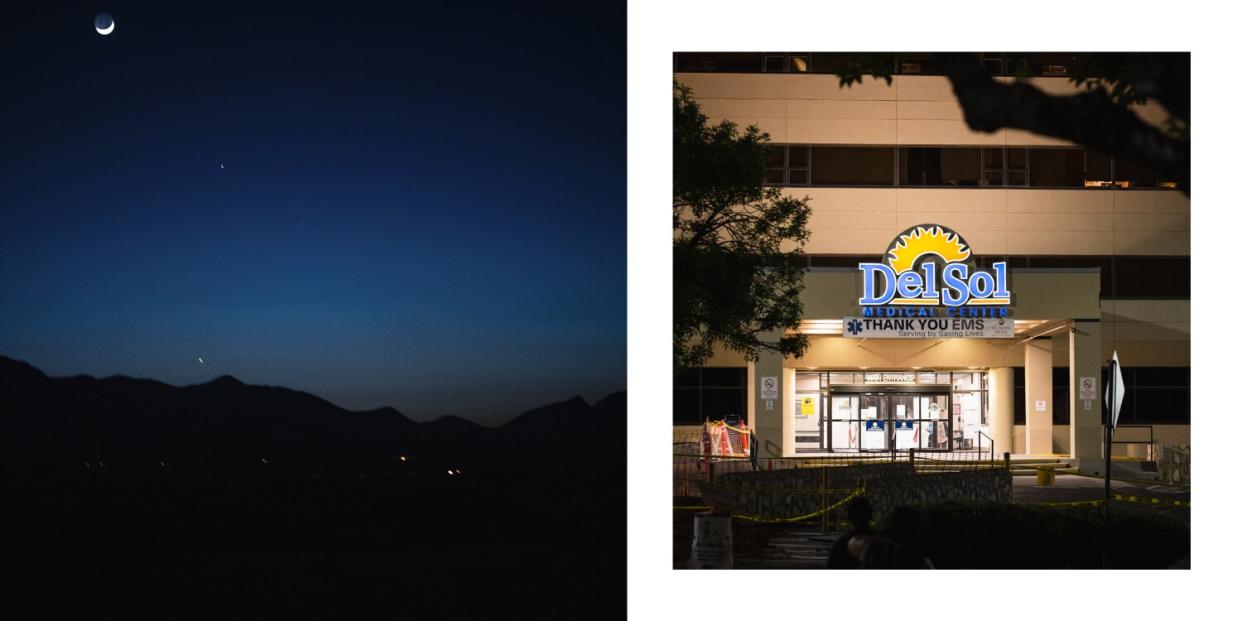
[767,145,1176,190]
[676,52,1099,78]
[1014,367,1189,425]
[808,255,1189,299]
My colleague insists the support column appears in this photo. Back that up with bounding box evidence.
[752,337,787,459]
[1024,338,1053,455]
[987,367,1014,455]
[1070,319,1105,473]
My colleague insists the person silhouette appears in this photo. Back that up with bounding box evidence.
[827,496,873,569]
[847,506,934,569]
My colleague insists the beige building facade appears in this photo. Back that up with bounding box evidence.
[673,56,1189,473]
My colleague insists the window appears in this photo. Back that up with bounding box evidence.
[810,147,894,186]
[674,52,763,73]
[766,145,786,184]
[1029,149,1085,187]
[1114,257,1190,298]
[1007,148,1028,186]
[1112,367,1190,424]
[788,145,810,185]
[766,145,1175,190]
[673,367,747,425]
[1027,148,1113,188]
[1014,368,1026,425]
[899,148,982,186]
[983,53,1006,75]
[789,53,810,73]
[1085,151,1112,186]
[952,372,989,447]
[984,148,1005,186]
[1115,158,1177,189]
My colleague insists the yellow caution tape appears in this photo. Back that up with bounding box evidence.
[699,486,862,495]
[730,489,864,524]
[705,420,751,435]
[1041,494,1189,508]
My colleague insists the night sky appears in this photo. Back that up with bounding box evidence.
[1,1,626,425]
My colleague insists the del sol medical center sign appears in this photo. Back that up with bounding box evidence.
[844,224,1014,339]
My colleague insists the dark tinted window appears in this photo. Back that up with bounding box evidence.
[674,52,763,73]
[811,147,893,185]
[674,367,747,425]
[673,388,701,424]
[702,389,747,422]
[1135,367,1190,386]
[1113,366,1190,424]
[1114,257,1190,298]
[1115,158,1160,188]
[1029,148,1087,187]
[1013,368,1025,425]
[766,146,786,184]
[764,145,1175,190]
[899,147,982,186]
[701,367,746,387]
[1085,151,1111,186]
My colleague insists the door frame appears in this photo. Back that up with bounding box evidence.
[827,386,953,452]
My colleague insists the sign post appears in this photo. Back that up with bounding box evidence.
[1102,351,1126,568]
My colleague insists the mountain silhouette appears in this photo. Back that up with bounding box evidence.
[0,355,624,467]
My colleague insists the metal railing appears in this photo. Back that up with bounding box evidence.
[977,430,994,463]
[1111,425,1155,461]
[674,447,1006,498]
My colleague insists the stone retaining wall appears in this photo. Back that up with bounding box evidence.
[866,469,1012,523]
[1157,445,1190,484]
[713,463,915,520]
[709,463,1010,522]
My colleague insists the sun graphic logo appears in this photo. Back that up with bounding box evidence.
[885,225,971,273]
[857,223,1010,309]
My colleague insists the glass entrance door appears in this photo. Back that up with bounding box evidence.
[827,391,951,452]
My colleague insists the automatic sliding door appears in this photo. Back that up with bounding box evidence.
[860,394,886,451]
[890,394,918,450]
[830,395,858,451]
[917,394,950,450]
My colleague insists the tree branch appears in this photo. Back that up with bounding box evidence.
[940,53,1189,195]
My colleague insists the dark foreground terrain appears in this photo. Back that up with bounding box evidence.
[675,499,1189,569]
[6,462,625,619]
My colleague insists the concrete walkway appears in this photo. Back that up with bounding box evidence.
[1012,474,1190,525]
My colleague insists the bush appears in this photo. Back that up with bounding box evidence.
[882,501,1188,569]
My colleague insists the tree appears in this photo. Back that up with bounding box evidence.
[673,82,811,372]
[828,53,1189,194]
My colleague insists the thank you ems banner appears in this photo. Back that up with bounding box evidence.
[843,316,1013,339]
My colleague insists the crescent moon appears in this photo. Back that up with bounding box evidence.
[96,22,114,35]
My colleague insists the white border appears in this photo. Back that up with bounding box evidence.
[632,1,1234,617]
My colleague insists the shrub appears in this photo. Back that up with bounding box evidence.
[881,501,1188,569]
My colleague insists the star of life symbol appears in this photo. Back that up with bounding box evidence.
[847,319,863,335]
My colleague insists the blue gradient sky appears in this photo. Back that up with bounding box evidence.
[0,1,625,425]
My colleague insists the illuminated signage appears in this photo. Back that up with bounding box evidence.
[863,372,916,384]
[858,225,1010,317]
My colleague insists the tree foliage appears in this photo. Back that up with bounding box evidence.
[673,82,810,372]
